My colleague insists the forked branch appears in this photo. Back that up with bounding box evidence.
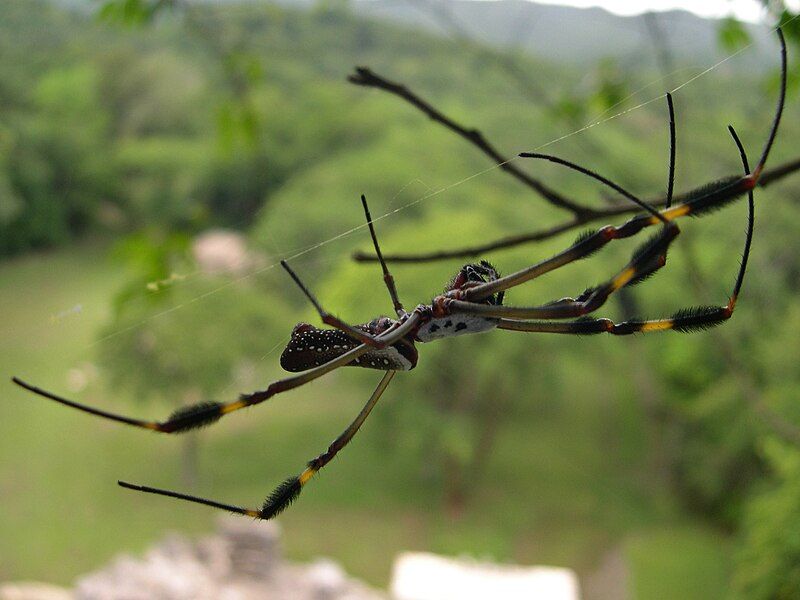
[349,62,800,265]
[352,157,800,263]
[348,67,597,217]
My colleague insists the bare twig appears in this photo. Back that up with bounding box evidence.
[349,64,800,264]
[346,65,618,259]
[352,156,800,263]
[354,217,582,263]
[402,0,606,159]
[348,67,597,217]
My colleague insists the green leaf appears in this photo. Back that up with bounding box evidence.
[778,11,800,49]
[718,17,750,53]
[95,0,175,26]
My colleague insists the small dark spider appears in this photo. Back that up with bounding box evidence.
[12,30,787,522]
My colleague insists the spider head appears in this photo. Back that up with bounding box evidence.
[366,316,396,335]
[446,260,504,305]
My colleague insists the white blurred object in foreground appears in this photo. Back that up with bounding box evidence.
[391,552,581,600]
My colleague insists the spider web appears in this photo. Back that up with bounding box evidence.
[85,15,794,361]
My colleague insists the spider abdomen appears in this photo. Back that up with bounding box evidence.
[280,322,417,372]
[415,314,498,342]
[352,346,417,371]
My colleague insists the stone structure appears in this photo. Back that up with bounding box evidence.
[1,519,582,600]
[0,518,385,600]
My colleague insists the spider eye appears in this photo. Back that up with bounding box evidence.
[465,267,482,282]
[445,262,501,292]
[463,262,499,283]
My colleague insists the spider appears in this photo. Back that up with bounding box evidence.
[12,30,786,522]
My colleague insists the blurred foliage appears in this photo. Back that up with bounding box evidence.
[718,17,751,52]
[2,0,800,597]
[734,438,800,599]
[553,55,632,123]
[0,62,120,253]
[96,228,293,403]
[96,0,179,25]
[97,269,292,402]
[718,1,800,52]
[107,230,192,313]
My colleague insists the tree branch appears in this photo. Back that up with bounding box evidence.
[352,156,800,263]
[348,66,597,217]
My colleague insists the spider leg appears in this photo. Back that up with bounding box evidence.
[12,313,420,433]
[640,92,677,278]
[666,92,676,209]
[463,29,785,305]
[460,91,678,304]
[522,94,677,217]
[361,194,406,318]
[449,108,765,322]
[497,123,755,336]
[281,260,389,349]
[752,28,787,181]
[447,221,680,320]
[119,370,396,519]
[460,177,752,305]
[278,194,407,342]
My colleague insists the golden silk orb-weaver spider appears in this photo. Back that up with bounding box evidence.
[12,29,787,522]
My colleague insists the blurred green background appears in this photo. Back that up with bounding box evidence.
[2,1,800,598]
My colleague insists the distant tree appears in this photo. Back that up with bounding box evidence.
[734,438,800,600]
[96,231,291,486]
[0,64,119,254]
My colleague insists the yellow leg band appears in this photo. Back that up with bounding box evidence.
[221,400,247,414]
[611,266,637,291]
[639,320,674,332]
[649,204,690,225]
[299,468,317,486]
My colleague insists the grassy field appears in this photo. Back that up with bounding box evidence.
[0,241,735,598]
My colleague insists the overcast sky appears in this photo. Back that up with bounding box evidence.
[528,0,799,22]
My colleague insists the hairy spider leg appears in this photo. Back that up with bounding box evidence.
[752,28,787,181]
[361,194,406,317]
[119,370,396,519]
[12,313,420,433]
[449,101,765,323]
[637,91,678,282]
[461,91,676,304]
[520,151,668,222]
[446,220,680,320]
[449,94,683,320]
[281,260,390,349]
[497,125,755,336]
[666,92,676,209]
[462,28,785,306]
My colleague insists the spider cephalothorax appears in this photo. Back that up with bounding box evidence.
[445,260,505,306]
[414,261,505,342]
[10,29,787,524]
